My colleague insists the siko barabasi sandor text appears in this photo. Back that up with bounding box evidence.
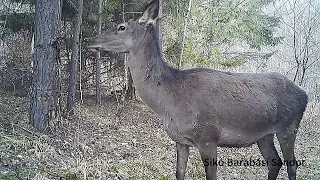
[203,158,306,167]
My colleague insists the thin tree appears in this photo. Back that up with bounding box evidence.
[290,0,319,86]
[29,0,61,131]
[67,0,83,115]
[95,0,102,105]
[273,0,320,86]
[179,0,192,68]
[122,2,135,100]
[156,0,163,48]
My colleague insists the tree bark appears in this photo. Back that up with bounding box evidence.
[95,0,102,105]
[29,0,61,131]
[67,0,83,115]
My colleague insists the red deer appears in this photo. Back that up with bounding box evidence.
[89,0,308,179]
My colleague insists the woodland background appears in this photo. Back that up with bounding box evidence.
[0,0,319,179]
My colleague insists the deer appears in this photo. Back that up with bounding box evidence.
[88,0,308,179]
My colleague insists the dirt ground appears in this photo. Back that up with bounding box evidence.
[0,90,319,179]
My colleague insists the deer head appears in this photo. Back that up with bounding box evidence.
[88,0,159,53]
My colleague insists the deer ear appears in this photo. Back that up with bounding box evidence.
[138,0,159,26]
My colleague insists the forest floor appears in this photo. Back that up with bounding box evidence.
[0,89,319,180]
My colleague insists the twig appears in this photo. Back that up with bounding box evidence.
[11,123,40,137]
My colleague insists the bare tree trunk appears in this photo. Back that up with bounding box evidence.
[79,28,83,104]
[95,0,102,105]
[156,0,163,49]
[299,26,312,86]
[179,0,192,68]
[122,2,135,100]
[30,32,35,72]
[67,0,83,115]
[292,0,300,83]
[29,0,61,131]
[124,64,135,100]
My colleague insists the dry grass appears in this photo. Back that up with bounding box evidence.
[0,89,319,180]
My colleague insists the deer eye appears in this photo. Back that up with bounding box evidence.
[118,25,126,31]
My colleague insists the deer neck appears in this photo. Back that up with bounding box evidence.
[128,26,174,113]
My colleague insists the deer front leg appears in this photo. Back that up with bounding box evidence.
[176,142,189,180]
[199,142,218,180]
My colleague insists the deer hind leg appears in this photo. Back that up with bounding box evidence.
[176,143,190,180]
[257,134,282,180]
[276,119,301,180]
[198,142,218,180]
